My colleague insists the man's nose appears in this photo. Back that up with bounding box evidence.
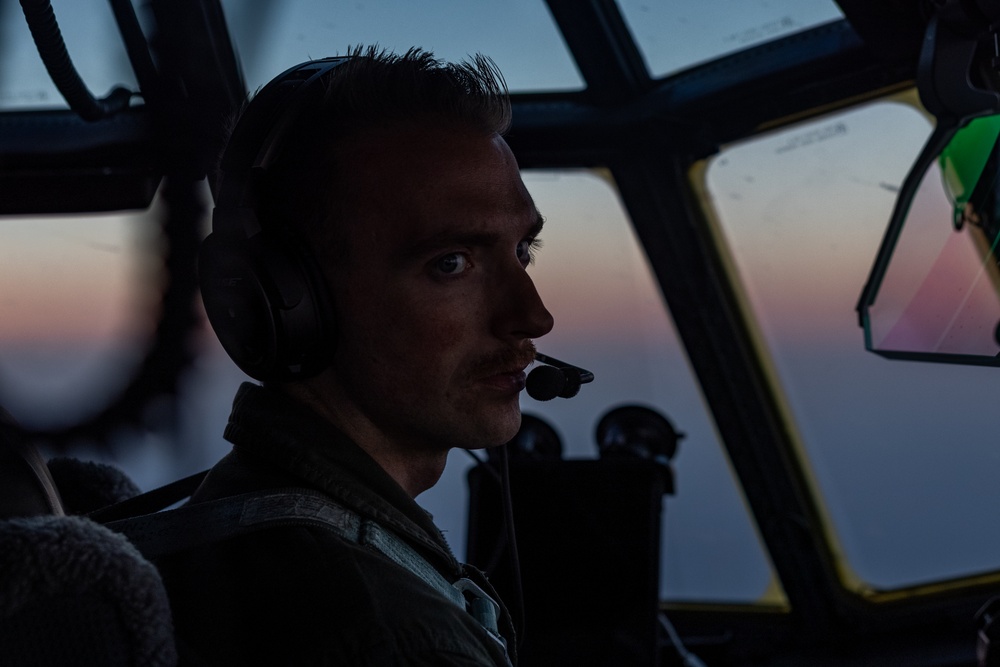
[495,266,554,340]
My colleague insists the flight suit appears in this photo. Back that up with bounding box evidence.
[157,382,516,666]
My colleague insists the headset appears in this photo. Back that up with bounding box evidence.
[202,55,597,402]
[199,57,352,382]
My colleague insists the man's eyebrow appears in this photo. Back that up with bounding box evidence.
[399,230,501,262]
[400,213,546,262]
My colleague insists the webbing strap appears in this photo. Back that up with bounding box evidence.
[106,489,459,603]
[105,488,509,661]
[355,516,466,609]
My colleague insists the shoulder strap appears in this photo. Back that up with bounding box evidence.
[108,488,464,602]
[103,488,511,662]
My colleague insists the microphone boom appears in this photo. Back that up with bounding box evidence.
[526,353,595,401]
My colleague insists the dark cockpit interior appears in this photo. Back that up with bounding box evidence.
[5,1,1000,665]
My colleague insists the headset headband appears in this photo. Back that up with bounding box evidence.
[199,56,352,382]
[213,56,353,236]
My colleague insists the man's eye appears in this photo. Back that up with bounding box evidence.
[516,238,542,267]
[434,253,469,275]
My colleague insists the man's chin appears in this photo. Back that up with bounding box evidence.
[459,406,522,450]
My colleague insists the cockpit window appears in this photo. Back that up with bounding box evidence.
[0,0,137,112]
[1,0,848,110]
[618,0,844,78]
[703,96,1000,592]
[218,0,584,94]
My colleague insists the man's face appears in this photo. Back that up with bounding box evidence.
[321,122,554,455]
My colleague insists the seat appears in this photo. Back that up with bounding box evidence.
[47,455,142,515]
[0,407,178,667]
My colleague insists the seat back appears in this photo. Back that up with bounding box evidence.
[0,514,179,667]
[0,408,178,667]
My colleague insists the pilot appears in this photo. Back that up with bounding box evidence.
[156,46,553,666]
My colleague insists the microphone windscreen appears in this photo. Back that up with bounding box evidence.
[526,365,566,401]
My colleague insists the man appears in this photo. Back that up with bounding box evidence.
[157,47,552,666]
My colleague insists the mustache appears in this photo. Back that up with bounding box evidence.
[470,341,538,377]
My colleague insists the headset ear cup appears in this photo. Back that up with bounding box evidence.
[198,230,333,381]
[199,231,278,378]
[201,58,352,380]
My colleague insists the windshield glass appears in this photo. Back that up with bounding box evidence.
[618,0,843,77]
[704,97,1000,591]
